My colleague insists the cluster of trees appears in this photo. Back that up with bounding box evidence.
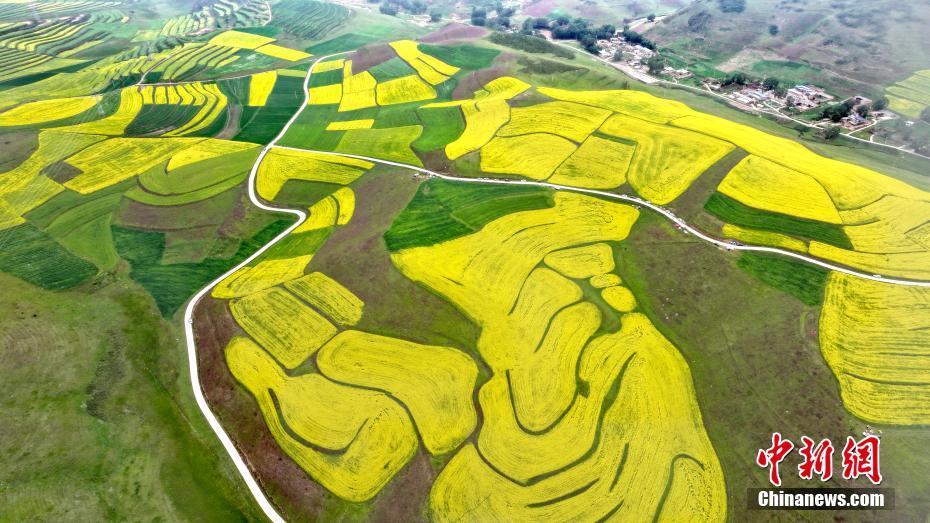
[376,0,428,16]
[517,15,617,54]
[718,0,746,13]
[820,97,888,122]
[471,3,514,27]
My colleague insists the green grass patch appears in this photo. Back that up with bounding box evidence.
[234,75,304,143]
[384,178,554,251]
[748,60,826,88]
[374,102,421,128]
[420,43,501,70]
[704,192,852,249]
[367,57,416,82]
[413,105,464,152]
[0,223,98,289]
[309,68,341,87]
[488,32,573,60]
[736,252,829,305]
[335,125,422,165]
[111,219,292,316]
[307,33,375,55]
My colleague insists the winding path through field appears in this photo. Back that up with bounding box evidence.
[183,50,930,523]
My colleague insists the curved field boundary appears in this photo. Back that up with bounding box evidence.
[183,52,347,523]
[272,144,930,288]
[183,48,930,523]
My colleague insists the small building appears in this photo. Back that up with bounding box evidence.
[852,95,873,107]
[842,113,869,130]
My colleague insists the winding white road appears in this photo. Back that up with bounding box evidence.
[182,53,345,523]
[182,49,930,523]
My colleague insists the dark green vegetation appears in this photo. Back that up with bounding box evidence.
[704,192,853,249]
[736,252,828,305]
[308,33,378,55]
[368,57,417,81]
[125,104,203,136]
[233,75,305,143]
[616,211,930,522]
[419,43,500,70]
[112,218,291,316]
[413,105,465,152]
[0,223,97,289]
[271,0,349,40]
[384,178,554,251]
[489,32,574,59]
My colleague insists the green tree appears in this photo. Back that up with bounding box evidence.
[762,77,779,90]
[920,106,930,124]
[430,10,441,22]
[768,24,779,35]
[824,126,841,140]
[872,96,889,111]
[647,55,665,74]
[647,13,656,22]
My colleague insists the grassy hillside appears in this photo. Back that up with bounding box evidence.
[648,0,930,96]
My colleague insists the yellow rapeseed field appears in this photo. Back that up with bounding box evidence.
[671,113,929,209]
[295,195,338,232]
[331,186,354,224]
[808,242,930,279]
[839,195,930,254]
[314,59,345,73]
[63,87,144,135]
[600,114,733,204]
[392,192,639,332]
[64,137,203,194]
[317,330,479,455]
[538,86,696,123]
[721,224,808,252]
[718,155,842,223]
[480,133,576,178]
[507,299,600,432]
[213,254,313,298]
[225,336,418,502]
[254,43,311,62]
[308,84,342,105]
[446,99,507,160]
[0,95,99,126]
[0,130,105,228]
[426,310,725,521]
[230,286,338,369]
[820,273,930,424]
[422,76,530,160]
[208,30,275,49]
[375,74,436,105]
[166,138,258,171]
[325,119,374,130]
[548,135,634,189]
[498,101,611,142]
[543,243,615,278]
[284,272,364,326]
[165,83,228,136]
[389,39,459,85]
[339,61,377,112]
[248,71,277,106]
[601,285,637,312]
[256,148,371,199]
[590,273,621,288]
